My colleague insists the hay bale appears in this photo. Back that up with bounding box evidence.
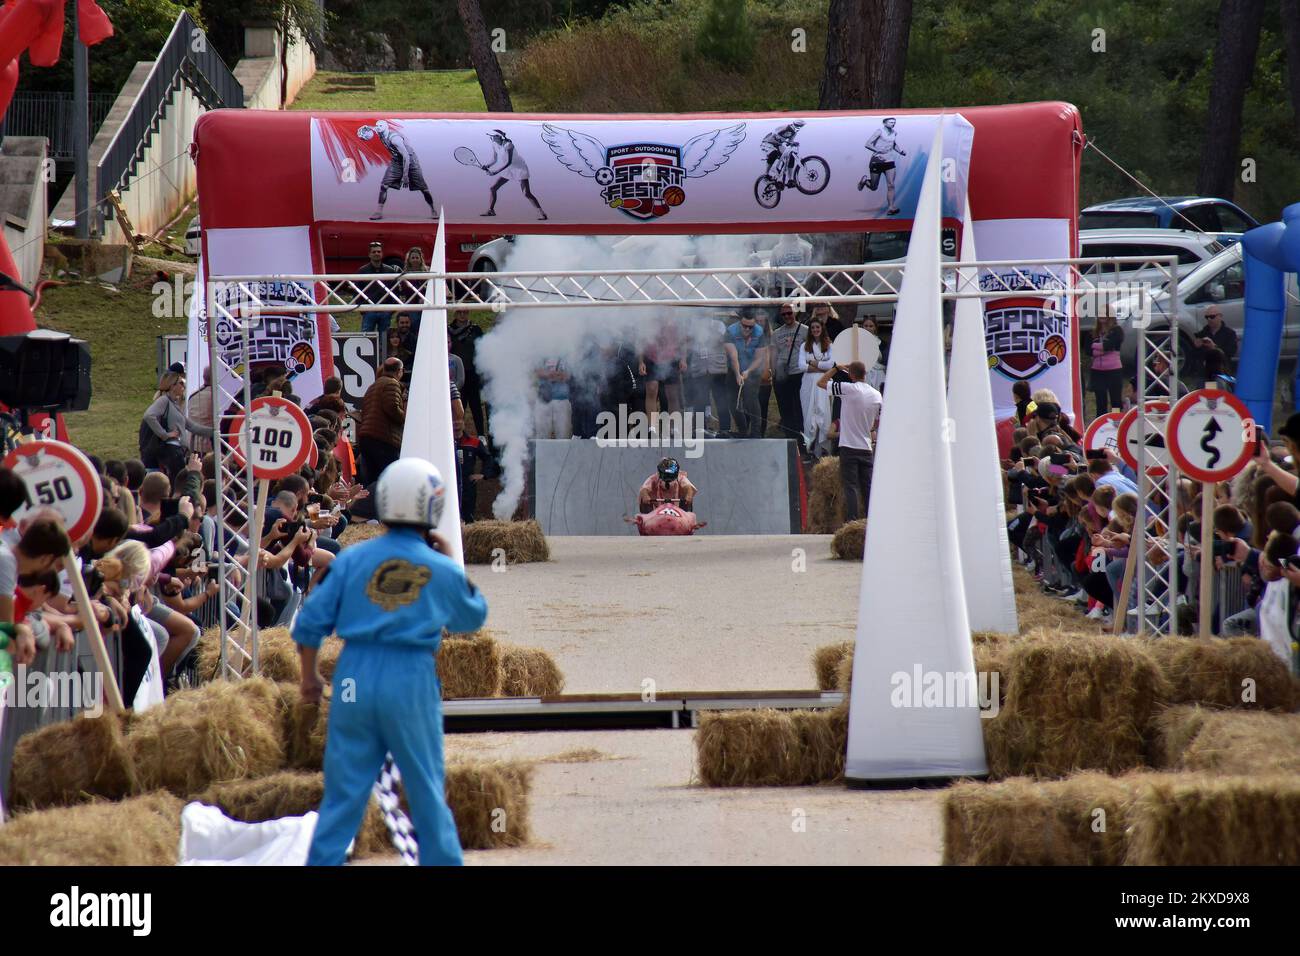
[251,627,304,683]
[8,713,137,810]
[695,707,846,786]
[462,519,549,565]
[830,519,866,560]
[983,713,1148,780]
[943,772,1145,866]
[498,644,565,697]
[195,770,391,857]
[0,792,184,865]
[445,759,534,848]
[1160,708,1300,775]
[1143,636,1299,711]
[1126,774,1300,865]
[835,647,854,694]
[812,642,853,691]
[1006,634,1166,725]
[276,684,330,772]
[437,636,503,698]
[807,456,844,533]
[126,681,285,797]
[1148,704,1213,768]
[791,706,849,783]
[984,634,1168,779]
[317,638,344,682]
[338,521,386,547]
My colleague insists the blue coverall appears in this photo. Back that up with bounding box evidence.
[292,526,488,866]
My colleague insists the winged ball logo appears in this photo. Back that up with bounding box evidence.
[541,123,746,221]
[979,271,1070,382]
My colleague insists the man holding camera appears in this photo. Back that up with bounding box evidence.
[817,360,882,522]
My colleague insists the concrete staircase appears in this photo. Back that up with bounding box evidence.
[49,63,152,231]
[0,136,50,287]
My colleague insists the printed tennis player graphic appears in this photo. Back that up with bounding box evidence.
[312,118,438,222]
[541,122,746,221]
[754,120,830,209]
[857,117,908,216]
[453,130,548,220]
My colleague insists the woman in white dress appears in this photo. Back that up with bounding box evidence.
[798,317,835,458]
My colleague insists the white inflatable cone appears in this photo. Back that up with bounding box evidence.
[400,212,465,567]
[948,198,1018,634]
[844,125,989,784]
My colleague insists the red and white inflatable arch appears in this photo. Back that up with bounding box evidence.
[180,102,1082,417]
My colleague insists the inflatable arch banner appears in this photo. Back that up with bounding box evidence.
[189,103,1083,416]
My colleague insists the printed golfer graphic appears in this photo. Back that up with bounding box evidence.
[453,130,548,220]
[357,120,437,221]
[857,117,907,216]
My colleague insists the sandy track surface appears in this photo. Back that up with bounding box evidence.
[474,535,861,694]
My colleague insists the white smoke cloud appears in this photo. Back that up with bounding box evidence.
[476,233,803,520]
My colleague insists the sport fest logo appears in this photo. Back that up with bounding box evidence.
[541,123,746,221]
[196,280,320,382]
[979,269,1070,382]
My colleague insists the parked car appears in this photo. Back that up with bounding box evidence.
[1112,241,1300,370]
[1078,227,1220,274]
[1080,196,1259,243]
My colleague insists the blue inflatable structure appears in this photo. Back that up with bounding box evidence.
[1239,202,1300,431]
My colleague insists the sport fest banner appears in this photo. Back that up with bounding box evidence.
[191,104,1084,420]
[185,226,335,411]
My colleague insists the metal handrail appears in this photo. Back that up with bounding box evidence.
[95,11,243,222]
[3,92,116,160]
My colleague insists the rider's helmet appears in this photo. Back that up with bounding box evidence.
[657,457,680,484]
[791,120,805,129]
[376,458,447,529]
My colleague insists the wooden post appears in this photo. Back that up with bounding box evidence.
[1111,536,1141,636]
[64,551,125,712]
[241,476,271,675]
[1198,381,1220,639]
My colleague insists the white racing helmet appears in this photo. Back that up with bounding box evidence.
[376,458,447,529]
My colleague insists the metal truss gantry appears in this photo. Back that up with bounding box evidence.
[203,254,1182,658]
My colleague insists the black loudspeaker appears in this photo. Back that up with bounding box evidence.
[0,330,93,412]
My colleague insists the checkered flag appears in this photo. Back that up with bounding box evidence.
[372,753,418,865]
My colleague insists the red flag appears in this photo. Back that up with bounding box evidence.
[77,0,115,46]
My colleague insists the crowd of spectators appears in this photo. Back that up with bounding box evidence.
[521,300,889,460]
[1004,386,1300,660]
[0,358,394,719]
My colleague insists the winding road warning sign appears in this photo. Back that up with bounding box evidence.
[1167,388,1255,483]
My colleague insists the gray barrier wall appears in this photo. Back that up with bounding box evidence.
[530,438,800,535]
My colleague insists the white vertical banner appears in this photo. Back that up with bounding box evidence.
[845,126,989,784]
[948,199,1019,635]
[185,255,208,410]
[190,226,331,409]
[401,213,464,567]
[972,218,1075,420]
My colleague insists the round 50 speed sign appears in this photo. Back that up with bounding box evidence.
[1167,389,1256,483]
[1116,401,1171,478]
[226,396,313,480]
[2,440,103,543]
